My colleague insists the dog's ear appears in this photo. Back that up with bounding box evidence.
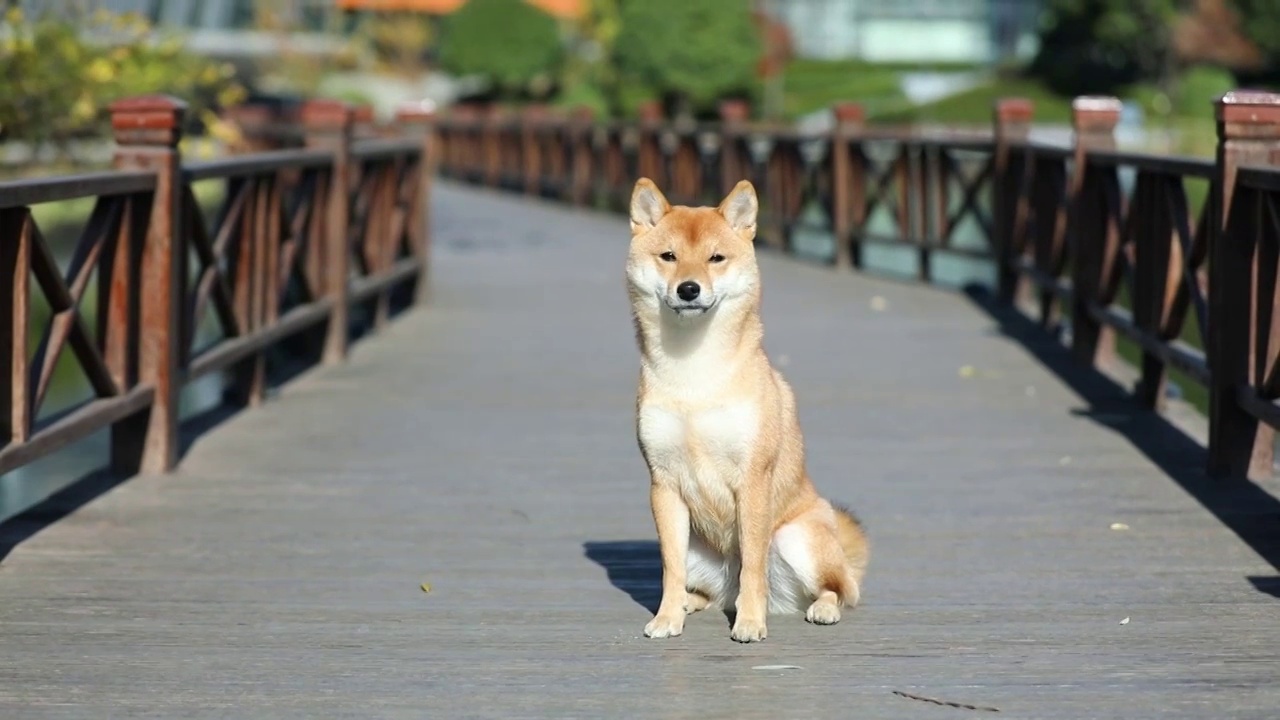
[718,180,758,237]
[630,178,670,233]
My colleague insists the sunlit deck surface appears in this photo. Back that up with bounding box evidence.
[2,182,1278,719]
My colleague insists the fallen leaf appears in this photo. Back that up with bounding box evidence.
[420,582,432,594]
[1119,616,1130,625]
[958,365,976,378]
[1110,522,1130,531]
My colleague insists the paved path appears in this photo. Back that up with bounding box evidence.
[2,182,1279,719]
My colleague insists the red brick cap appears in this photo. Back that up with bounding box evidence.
[1072,95,1122,132]
[301,98,355,128]
[395,99,437,122]
[108,94,187,130]
[831,102,864,124]
[994,98,1034,123]
[637,100,663,123]
[719,99,751,123]
[1216,90,1280,124]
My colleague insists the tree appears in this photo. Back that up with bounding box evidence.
[0,7,244,162]
[436,0,565,100]
[1232,0,1280,65]
[1029,0,1179,96]
[613,0,762,119]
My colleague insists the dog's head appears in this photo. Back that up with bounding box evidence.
[625,178,760,320]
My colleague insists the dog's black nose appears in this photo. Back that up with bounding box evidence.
[676,281,700,301]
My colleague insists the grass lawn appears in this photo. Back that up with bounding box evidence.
[874,75,1075,125]
[781,58,911,119]
[782,59,1221,156]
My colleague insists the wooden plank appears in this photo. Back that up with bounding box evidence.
[186,299,333,382]
[0,385,153,474]
[2,184,1278,717]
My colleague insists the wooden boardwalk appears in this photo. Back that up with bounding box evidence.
[2,182,1279,719]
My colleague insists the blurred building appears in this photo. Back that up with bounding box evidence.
[759,0,1042,64]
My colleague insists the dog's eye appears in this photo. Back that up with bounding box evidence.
[659,251,676,262]
[709,253,726,263]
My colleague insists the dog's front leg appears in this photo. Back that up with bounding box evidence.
[731,479,771,643]
[644,481,690,638]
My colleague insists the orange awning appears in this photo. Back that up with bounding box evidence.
[334,0,582,18]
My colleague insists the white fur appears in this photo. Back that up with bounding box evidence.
[692,401,758,470]
[685,527,818,616]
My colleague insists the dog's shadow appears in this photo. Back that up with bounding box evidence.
[583,540,740,626]
[583,540,663,613]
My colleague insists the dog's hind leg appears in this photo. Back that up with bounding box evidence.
[770,501,860,625]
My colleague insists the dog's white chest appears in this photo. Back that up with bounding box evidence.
[638,400,759,475]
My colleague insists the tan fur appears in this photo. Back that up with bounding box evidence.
[626,177,869,643]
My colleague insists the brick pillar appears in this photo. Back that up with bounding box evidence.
[719,99,751,200]
[1209,90,1280,480]
[1069,95,1121,373]
[108,95,186,473]
[302,99,356,365]
[993,98,1034,304]
[569,105,596,206]
[395,101,438,305]
[830,102,865,269]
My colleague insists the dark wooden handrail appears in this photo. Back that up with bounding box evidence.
[431,91,1280,483]
[0,95,438,477]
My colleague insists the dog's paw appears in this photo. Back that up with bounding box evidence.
[644,613,685,639]
[685,592,710,614]
[729,616,768,643]
[805,599,841,625]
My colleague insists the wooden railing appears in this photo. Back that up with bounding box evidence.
[432,92,1280,482]
[1,95,436,477]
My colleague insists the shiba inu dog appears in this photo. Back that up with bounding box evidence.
[626,177,869,643]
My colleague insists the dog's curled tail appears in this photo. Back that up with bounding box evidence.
[832,503,869,587]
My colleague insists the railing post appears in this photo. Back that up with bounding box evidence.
[521,105,546,196]
[353,104,376,140]
[993,98,1033,304]
[483,107,504,188]
[1209,91,1280,480]
[830,102,864,270]
[108,95,186,474]
[1069,96,1121,372]
[719,100,749,200]
[302,99,355,365]
[569,106,596,207]
[395,101,438,306]
[637,101,664,188]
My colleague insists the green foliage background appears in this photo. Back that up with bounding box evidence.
[1232,0,1280,65]
[436,0,565,99]
[0,8,244,158]
[612,0,762,118]
[1029,0,1179,96]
